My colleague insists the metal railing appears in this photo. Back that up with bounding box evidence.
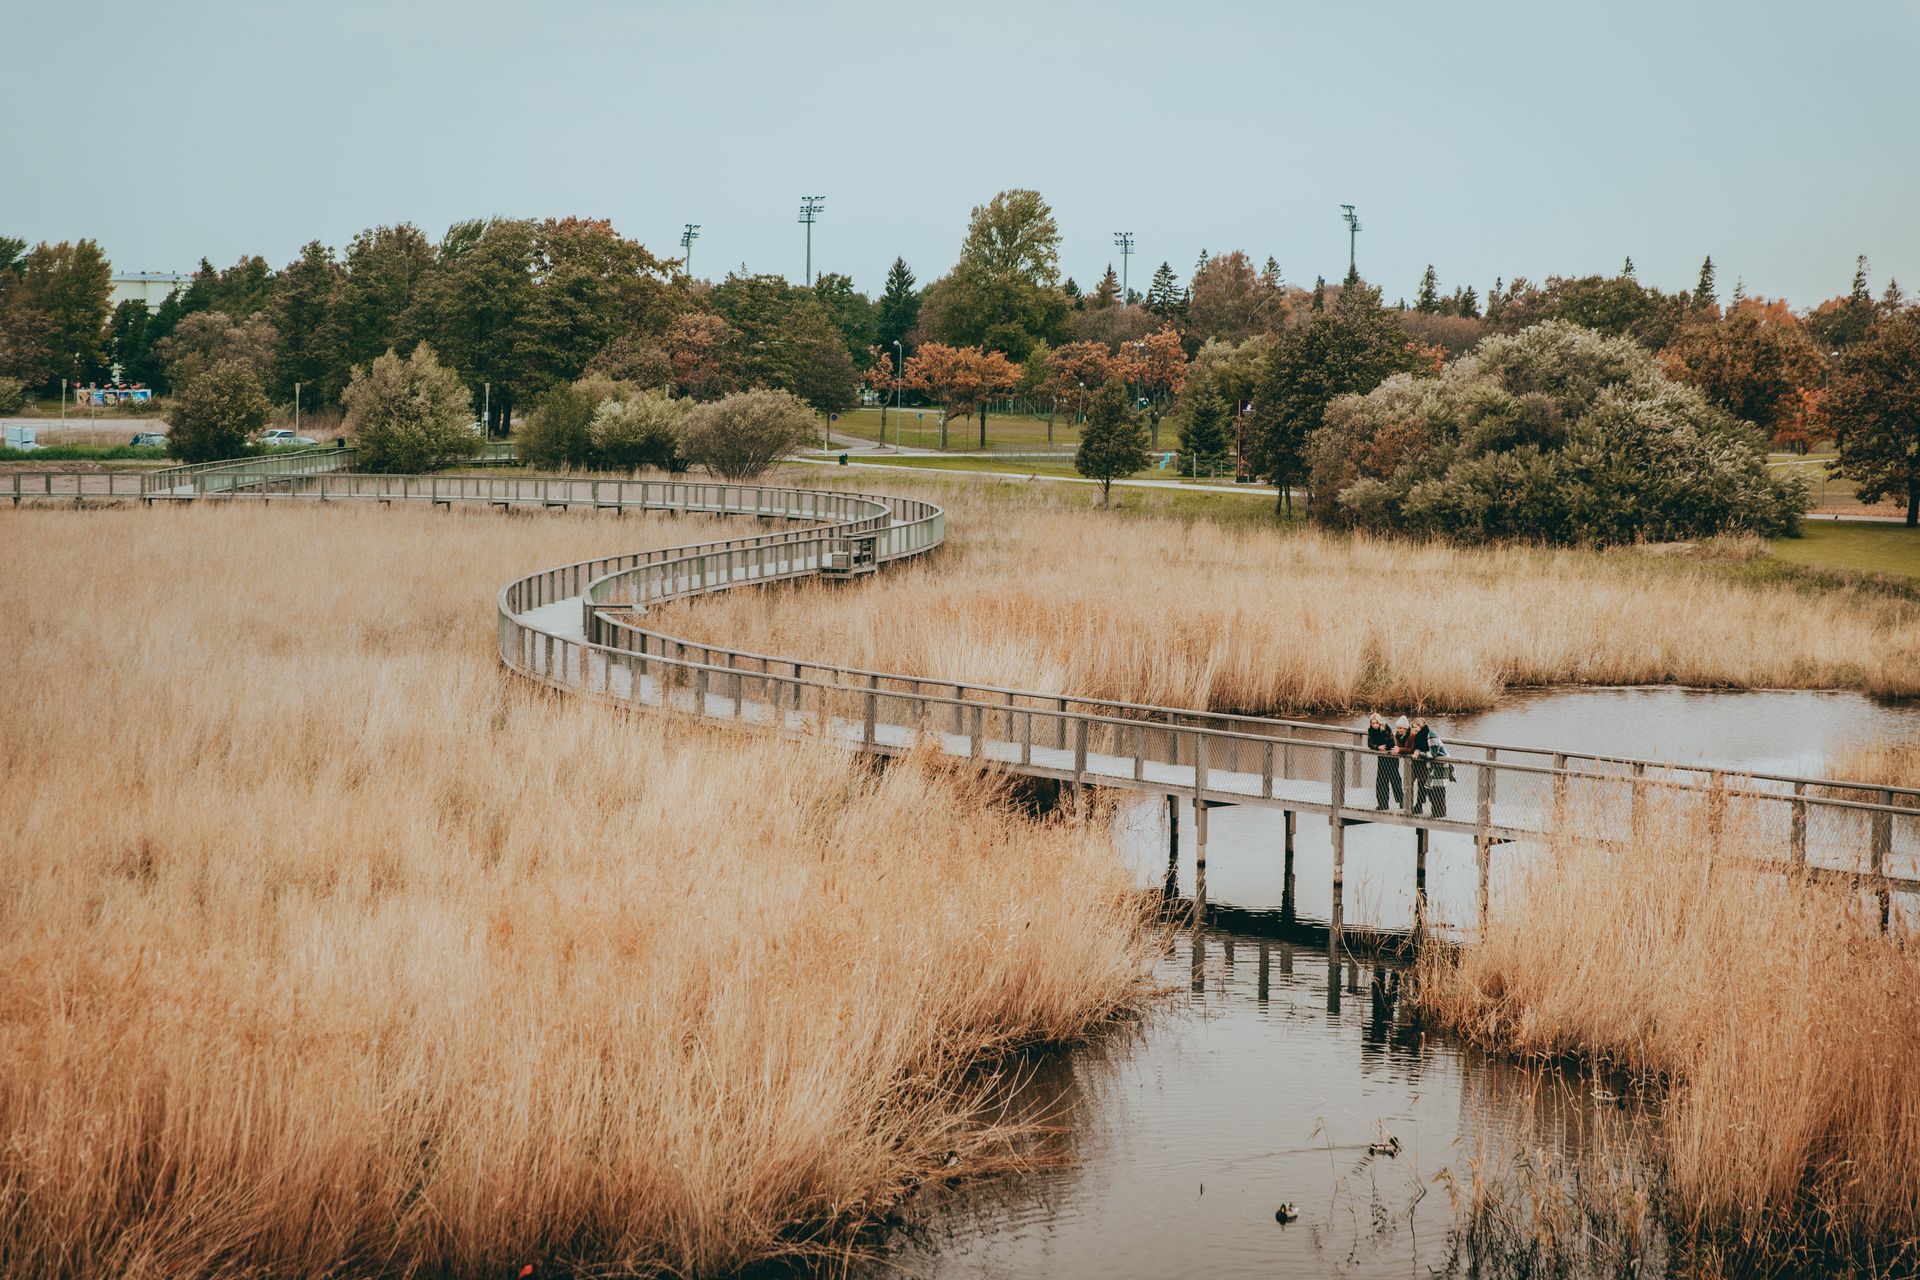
[143,447,357,496]
[7,470,152,503]
[26,450,1913,912]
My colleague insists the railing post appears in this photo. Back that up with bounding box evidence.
[1790,780,1807,869]
[1329,749,1346,961]
[1262,741,1274,799]
[971,704,984,761]
[1872,790,1893,930]
[1630,761,1648,847]
[1073,717,1089,790]
[1194,733,1209,798]
[1551,752,1568,815]
[864,671,877,746]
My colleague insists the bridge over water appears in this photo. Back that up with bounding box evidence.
[16,448,1918,948]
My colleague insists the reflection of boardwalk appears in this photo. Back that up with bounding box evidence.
[20,451,1917,950]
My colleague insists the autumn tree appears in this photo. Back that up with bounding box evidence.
[901,342,1018,448]
[165,358,272,463]
[1091,265,1121,309]
[1117,325,1188,449]
[341,343,479,473]
[864,349,897,433]
[1807,255,1880,352]
[154,310,277,390]
[1186,250,1286,344]
[1074,382,1150,506]
[1040,341,1120,430]
[664,312,741,400]
[1659,298,1827,448]
[1827,307,1920,525]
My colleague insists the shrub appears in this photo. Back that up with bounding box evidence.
[165,360,272,463]
[518,376,629,471]
[588,391,689,471]
[1306,321,1805,544]
[1074,382,1151,506]
[0,376,25,415]
[680,389,816,480]
[341,344,479,473]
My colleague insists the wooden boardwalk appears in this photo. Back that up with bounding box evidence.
[18,449,1918,950]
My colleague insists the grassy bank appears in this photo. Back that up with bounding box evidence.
[650,478,1920,713]
[1769,519,1920,579]
[0,503,1155,1277]
[1418,800,1920,1267]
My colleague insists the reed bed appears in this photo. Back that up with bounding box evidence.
[1829,739,1920,795]
[653,480,1920,714]
[0,503,1155,1278]
[1418,797,1920,1266]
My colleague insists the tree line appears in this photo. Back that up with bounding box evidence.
[1,197,1915,528]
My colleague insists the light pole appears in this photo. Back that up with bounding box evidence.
[1113,231,1135,305]
[797,195,825,285]
[892,338,903,450]
[483,382,491,438]
[1340,204,1362,282]
[680,223,701,279]
[294,382,302,437]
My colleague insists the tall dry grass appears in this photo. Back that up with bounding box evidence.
[1418,797,1920,1263]
[0,503,1154,1277]
[1829,740,1920,794]
[656,480,1920,713]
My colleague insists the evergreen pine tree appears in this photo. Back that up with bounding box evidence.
[1146,261,1180,317]
[1092,264,1120,309]
[1415,264,1441,313]
[1694,255,1717,310]
[1312,276,1326,311]
[1622,256,1637,278]
[1074,381,1151,506]
[1177,380,1233,474]
[1851,255,1872,303]
[1262,256,1282,286]
[1883,279,1906,309]
[1732,277,1747,304]
[875,257,920,353]
[1457,286,1480,319]
[1195,248,1210,272]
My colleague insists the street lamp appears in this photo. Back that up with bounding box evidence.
[1113,231,1135,305]
[797,195,825,285]
[892,339,903,450]
[680,223,701,278]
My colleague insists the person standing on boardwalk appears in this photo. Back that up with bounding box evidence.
[1409,718,1450,818]
[1368,712,1403,810]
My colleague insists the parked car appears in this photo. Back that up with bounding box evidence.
[130,431,166,447]
[261,428,319,446]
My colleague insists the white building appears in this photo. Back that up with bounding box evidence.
[109,272,190,309]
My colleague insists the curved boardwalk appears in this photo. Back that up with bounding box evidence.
[17,448,1919,946]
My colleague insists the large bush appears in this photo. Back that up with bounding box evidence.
[1306,321,1804,544]
[589,391,689,471]
[342,344,479,473]
[165,360,272,463]
[0,376,25,415]
[517,376,629,471]
[681,389,815,480]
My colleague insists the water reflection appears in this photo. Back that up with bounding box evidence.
[874,927,1657,1279]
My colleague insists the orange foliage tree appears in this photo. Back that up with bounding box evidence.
[1115,326,1189,448]
[863,348,897,437]
[1660,298,1828,450]
[901,343,1018,449]
[1040,341,1121,429]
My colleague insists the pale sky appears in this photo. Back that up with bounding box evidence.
[9,0,1917,308]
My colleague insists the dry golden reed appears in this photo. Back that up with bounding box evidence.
[0,503,1154,1278]
[1419,796,1920,1259]
[655,477,1920,714]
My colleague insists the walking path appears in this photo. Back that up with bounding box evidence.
[21,450,1919,944]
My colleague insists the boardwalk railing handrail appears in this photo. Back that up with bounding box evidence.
[21,451,1919,921]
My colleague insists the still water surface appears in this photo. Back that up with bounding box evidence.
[875,688,1920,1277]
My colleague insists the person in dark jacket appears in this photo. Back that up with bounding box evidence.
[1409,718,1450,817]
[1367,712,1403,810]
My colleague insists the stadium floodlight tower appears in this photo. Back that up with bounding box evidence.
[680,223,701,278]
[1113,230,1135,304]
[798,195,826,285]
[1340,204,1362,281]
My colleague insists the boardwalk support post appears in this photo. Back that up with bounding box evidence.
[1192,797,1209,928]
[1329,750,1346,961]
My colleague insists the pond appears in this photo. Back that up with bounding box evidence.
[871,688,1920,1277]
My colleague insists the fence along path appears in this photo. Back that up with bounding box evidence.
[17,450,1914,950]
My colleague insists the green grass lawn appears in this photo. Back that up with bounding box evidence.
[802,452,1255,487]
[1770,520,1920,578]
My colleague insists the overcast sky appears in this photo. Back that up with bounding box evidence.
[9,1,1916,308]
